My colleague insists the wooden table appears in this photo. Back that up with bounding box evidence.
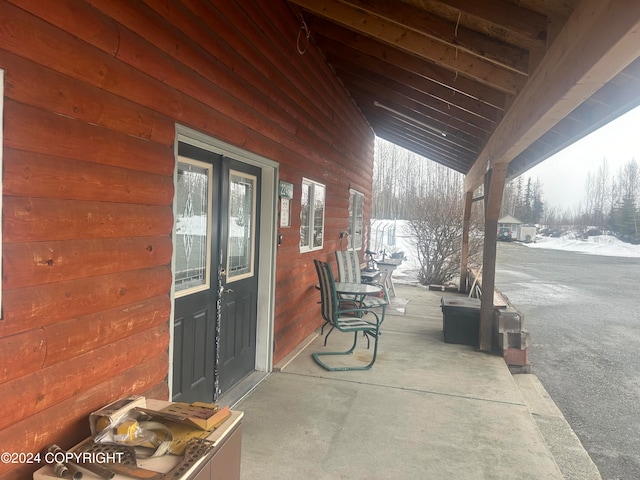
[376,258,403,297]
[34,399,243,480]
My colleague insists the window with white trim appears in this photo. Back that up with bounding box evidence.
[300,178,325,252]
[348,189,364,250]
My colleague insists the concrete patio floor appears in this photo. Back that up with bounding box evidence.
[233,284,600,479]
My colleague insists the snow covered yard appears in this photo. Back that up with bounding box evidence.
[375,220,640,289]
[524,234,640,258]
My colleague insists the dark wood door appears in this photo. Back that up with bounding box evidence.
[172,144,221,402]
[218,158,261,395]
[172,144,260,402]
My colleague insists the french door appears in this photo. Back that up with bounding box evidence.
[172,143,260,402]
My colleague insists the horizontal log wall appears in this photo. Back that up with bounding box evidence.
[0,0,373,477]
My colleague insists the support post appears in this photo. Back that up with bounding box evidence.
[479,163,508,352]
[459,190,474,293]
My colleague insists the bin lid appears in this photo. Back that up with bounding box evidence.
[441,297,481,309]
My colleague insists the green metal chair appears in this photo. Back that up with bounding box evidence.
[334,250,389,310]
[313,259,382,371]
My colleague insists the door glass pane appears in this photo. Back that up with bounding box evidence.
[300,182,310,248]
[227,171,256,281]
[349,190,364,250]
[175,159,211,295]
[312,184,325,248]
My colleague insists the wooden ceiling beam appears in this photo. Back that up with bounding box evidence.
[354,94,480,154]
[424,0,547,51]
[373,121,475,162]
[509,81,640,178]
[465,0,640,191]
[309,16,508,110]
[353,89,485,150]
[318,36,501,123]
[364,108,479,160]
[348,79,491,141]
[321,38,502,127]
[373,128,473,173]
[339,0,530,74]
[290,0,526,94]
[336,67,495,135]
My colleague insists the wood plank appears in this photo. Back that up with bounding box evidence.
[142,382,170,402]
[242,0,374,147]
[493,290,509,309]
[0,323,168,431]
[479,163,508,352]
[109,17,365,173]
[274,310,323,363]
[0,354,168,479]
[0,1,249,152]
[82,0,298,138]
[0,329,46,384]
[336,65,497,133]
[359,101,483,155]
[0,1,373,183]
[340,0,530,74]
[465,0,640,190]
[431,0,548,50]
[370,122,475,169]
[371,127,473,172]
[309,16,508,110]
[3,99,174,176]
[459,191,474,292]
[3,149,173,206]
[289,0,526,94]
[350,81,491,140]
[43,295,170,367]
[322,39,500,123]
[143,0,346,149]
[7,0,120,55]
[4,196,173,243]
[3,236,172,290]
[0,49,175,146]
[0,266,172,337]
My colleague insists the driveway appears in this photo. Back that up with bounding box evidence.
[495,241,640,480]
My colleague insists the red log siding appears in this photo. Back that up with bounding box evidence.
[0,0,373,476]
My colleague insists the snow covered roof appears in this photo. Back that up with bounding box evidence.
[498,215,522,225]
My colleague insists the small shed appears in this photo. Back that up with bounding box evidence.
[497,215,522,241]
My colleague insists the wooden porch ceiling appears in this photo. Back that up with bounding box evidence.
[286,0,640,191]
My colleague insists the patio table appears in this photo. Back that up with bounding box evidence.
[334,281,383,297]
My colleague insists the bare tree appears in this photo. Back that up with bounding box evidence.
[406,174,483,286]
[583,172,596,225]
[500,179,518,217]
[594,158,611,227]
[611,158,640,239]
[618,158,639,204]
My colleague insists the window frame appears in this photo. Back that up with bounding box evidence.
[226,169,258,283]
[348,189,364,251]
[300,178,326,253]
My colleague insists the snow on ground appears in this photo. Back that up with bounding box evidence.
[524,234,640,258]
[373,219,640,287]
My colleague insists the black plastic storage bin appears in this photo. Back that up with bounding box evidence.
[441,297,481,346]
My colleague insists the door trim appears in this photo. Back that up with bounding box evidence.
[170,125,278,399]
